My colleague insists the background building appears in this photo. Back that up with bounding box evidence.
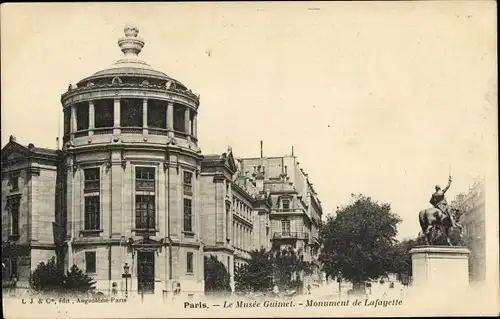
[453,179,486,283]
[1,26,324,296]
[238,143,324,287]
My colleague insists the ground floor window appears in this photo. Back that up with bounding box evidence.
[186,252,194,274]
[85,252,96,273]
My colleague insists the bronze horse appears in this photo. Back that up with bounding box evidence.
[418,206,463,246]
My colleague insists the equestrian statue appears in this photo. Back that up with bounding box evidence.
[418,175,463,246]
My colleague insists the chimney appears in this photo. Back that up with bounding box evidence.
[260,140,263,158]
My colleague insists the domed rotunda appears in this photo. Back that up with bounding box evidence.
[61,25,204,296]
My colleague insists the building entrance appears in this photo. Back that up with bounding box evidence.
[137,251,155,294]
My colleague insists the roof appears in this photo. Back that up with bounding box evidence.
[75,25,186,88]
[1,136,60,162]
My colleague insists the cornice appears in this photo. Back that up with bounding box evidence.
[61,84,199,109]
[231,181,254,204]
[63,143,203,161]
[233,212,254,227]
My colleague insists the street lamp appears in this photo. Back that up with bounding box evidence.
[336,274,342,300]
[122,263,131,297]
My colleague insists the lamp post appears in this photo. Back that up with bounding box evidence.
[337,275,342,300]
[122,263,131,298]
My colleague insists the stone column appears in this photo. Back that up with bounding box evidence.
[70,105,77,138]
[192,114,197,138]
[142,99,148,135]
[167,102,174,138]
[89,101,95,136]
[185,107,191,143]
[113,99,121,135]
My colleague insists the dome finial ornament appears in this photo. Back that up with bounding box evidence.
[124,24,139,37]
[118,24,145,58]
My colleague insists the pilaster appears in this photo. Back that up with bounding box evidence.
[66,163,74,239]
[214,179,225,244]
[122,162,133,235]
[168,162,179,239]
[110,150,123,237]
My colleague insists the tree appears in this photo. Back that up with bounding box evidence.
[234,246,314,294]
[65,265,96,294]
[204,255,231,296]
[392,238,419,285]
[30,257,96,294]
[319,194,402,294]
[234,248,274,293]
[273,247,313,290]
[29,257,65,293]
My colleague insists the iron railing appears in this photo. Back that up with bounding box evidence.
[272,232,309,240]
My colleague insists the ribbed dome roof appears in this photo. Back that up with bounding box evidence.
[77,25,184,87]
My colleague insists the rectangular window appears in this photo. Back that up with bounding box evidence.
[10,175,19,192]
[226,202,231,240]
[135,195,156,229]
[84,168,100,192]
[10,257,18,279]
[183,171,193,196]
[183,198,192,232]
[9,197,20,236]
[173,105,186,132]
[282,199,290,211]
[85,252,96,273]
[84,196,100,230]
[76,102,90,131]
[147,100,167,129]
[120,99,143,127]
[136,167,155,191]
[281,220,291,236]
[94,99,114,128]
[186,252,194,274]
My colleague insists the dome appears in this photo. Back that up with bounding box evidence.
[76,25,187,90]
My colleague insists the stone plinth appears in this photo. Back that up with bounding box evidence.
[410,246,470,292]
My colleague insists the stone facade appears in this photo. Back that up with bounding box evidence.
[1,137,62,287]
[238,153,324,288]
[452,180,485,283]
[1,26,324,296]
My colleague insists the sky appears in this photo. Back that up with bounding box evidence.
[1,2,497,240]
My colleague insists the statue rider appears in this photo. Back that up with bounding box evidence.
[429,175,457,228]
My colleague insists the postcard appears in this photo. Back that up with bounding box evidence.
[1,1,498,318]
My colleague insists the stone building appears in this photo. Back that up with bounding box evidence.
[238,144,324,286]
[453,180,486,283]
[1,25,324,296]
[1,137,64,286]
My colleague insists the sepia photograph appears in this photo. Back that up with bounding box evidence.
[1,2,498,318]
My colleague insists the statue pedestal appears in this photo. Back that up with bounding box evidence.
[410,246,470,292]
